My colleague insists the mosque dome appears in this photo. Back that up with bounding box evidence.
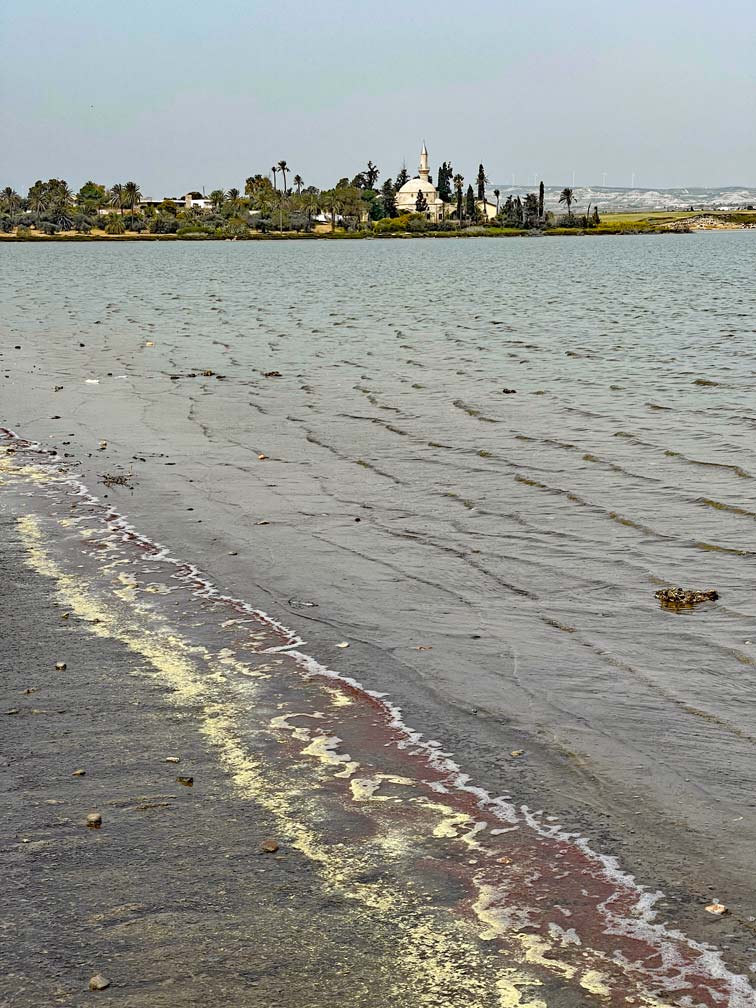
[396,177,437,197]
[394,144,445,221]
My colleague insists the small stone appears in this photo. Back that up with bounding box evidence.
[335,641,350,649]
[164,756,180,764]
[176,775,193,786]
[4,709,20,716]
[260,840,279,854]
[510,750,525,757]
[86,813,102,829]
[55,662,67,671]
[258,453,268,460]
[89,974,110,991]
[705,902,728,915]
[72,769,86,777]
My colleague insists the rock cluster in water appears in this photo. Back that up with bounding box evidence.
[655,587,719,608]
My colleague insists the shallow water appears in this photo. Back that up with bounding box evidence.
[2,234,756,973]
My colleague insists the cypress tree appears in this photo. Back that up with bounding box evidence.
[396,164,409,188]
[476,164,487,201]
[437,162,453,203]
[538,180,545,220]
[381,178,397,218]
[416,189,429,213]
[453,174,464,221]
[465,184,476,221]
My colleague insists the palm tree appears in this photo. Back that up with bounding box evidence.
[493,188,501,215]
[104,213,126,235]
[277,160,289,195]
[227,188,241,213]
[275,190,287,232]
[49,181,74,229]
[209,189,226,212]
[27,183,49,224]
[301,191,320,227]
[319,189,344,233]
[271,166,278,191]
[123,181,142,222]
[0,187,21,213]
[559,187,575,217]
[109,183,125,217]
[293,174,304,194]
[453,174,464,221]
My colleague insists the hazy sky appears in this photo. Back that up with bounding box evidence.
[2,0,755,195]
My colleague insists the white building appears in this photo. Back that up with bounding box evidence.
[183,191,213,210]
[395,144,500,223]
[395,144,446,223]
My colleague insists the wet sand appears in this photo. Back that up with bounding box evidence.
[2,513,494,1008]
[2,236,756,1002]
[1,439,754,1007]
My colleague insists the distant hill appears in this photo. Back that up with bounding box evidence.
[488,184,756,213]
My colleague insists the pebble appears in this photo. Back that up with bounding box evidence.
[72,769,86,777]
[55,662,67,671]
[86,813,102,829]
[164,756,181,764]
[260,840,279,854]
[89,974,110,991]
[176,775,193,786]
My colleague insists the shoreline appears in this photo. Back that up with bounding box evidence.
[3,210,754,242]
[1,227,749,242]
[2,432,754,1006]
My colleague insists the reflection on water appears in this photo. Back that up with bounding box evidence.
[4,233,756,880]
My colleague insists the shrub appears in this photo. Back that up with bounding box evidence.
[150,215,179,234]
[373,213,428,234]
[223,219,250,238]
[105,215,126,235]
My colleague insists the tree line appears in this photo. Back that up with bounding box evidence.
[0,161,599,237]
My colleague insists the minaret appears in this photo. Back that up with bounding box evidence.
[419,142,429,182]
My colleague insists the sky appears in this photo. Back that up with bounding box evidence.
[2,0,755,195]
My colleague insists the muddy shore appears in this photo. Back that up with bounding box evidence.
[0,516,453,1008]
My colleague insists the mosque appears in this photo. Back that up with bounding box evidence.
[394,143,498,222]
